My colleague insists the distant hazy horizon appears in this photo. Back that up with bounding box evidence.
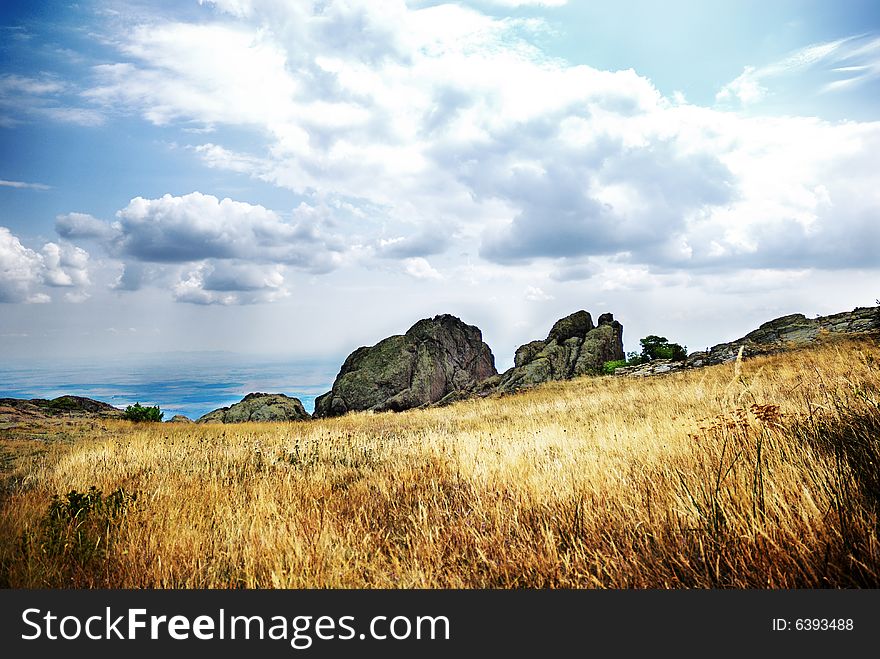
[0,352,340,420]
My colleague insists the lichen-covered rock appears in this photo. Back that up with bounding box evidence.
[495,311,624,393]
[514,340,546,368]
[313,314,497,417]
[197,393,310,423]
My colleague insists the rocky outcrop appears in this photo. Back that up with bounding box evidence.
[613,359,688,378]
[197,393,311,423]
[167,414,194,423]
[313,314,497,417]
[495,311,624,393]
[688,306,880,367]
[0,396,122,421]
[614,305,880,378]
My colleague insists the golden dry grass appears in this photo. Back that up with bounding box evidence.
[1,338,878,588]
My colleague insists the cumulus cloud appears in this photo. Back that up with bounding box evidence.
[56,212,118,240]
[113,192,342,273]
[55,192,347,303]
[403,257,442,280]
[0,227,90,303]
[172,260,288,305]
[0,227,46,303]
[72,1,880,289]
[41,242,90,288]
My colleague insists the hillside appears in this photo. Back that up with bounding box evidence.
[0,337,878,588]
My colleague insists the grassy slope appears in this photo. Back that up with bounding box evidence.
[0,338,878,588]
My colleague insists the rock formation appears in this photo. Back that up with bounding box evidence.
[494,311,624,393]
[689,306,880,367]
[313,314,497,417]
[616,305,880,377]
[197,393,311,423]
[0,395,122,421]
[167,414,194,423]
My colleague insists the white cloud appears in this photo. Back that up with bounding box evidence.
[715,65,767,105]
[69,3,880,298]
[524,285,553,301]
[375,229,449,258]
[717,35,880,105]
[0,73,105,126]
[0,227,46,303]
[0,179,50,190]
[403,257,442,280]
[0,227,91,303]
[40,107,105,127]
[112,192,342,273]
[0,74,65,96]
[484,0,567,6]
[41,242,90,288]
[55,192,348,304]
[56,212,118,240]
[172,260,288,305]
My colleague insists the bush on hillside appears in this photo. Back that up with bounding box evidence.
[602,359,628,374]
[123,402,163,422]
[639,335,687,362]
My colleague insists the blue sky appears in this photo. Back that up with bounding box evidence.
[1,0,879,367]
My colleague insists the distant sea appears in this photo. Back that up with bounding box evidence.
[0,353,340,420]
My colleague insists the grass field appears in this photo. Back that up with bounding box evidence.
[1,338,878,588]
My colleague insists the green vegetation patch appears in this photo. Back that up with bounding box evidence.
[123,402,163,422]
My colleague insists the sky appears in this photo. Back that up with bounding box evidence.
[1,0,879,370]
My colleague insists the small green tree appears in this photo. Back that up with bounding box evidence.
[602,359,628,374]
[123,402,163,422]
[639,335,687,362]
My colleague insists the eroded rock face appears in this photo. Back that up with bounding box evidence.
[694,306,880,366]
[495,311,624,393]
[167,415,193,423]
[313,314,497,417]
[197,393,311,423]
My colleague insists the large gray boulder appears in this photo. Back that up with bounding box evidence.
[313,314,497,417]
[495,311,624,393]
[197,393,311,423]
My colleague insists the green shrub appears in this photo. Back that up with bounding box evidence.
[602,359,628,374]
[639,335,687,362]
[123,402,163,422]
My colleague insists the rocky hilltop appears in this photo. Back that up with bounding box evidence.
[313,314,497,417]
[694,306,880,366]
[0,395,122,423]
[494,311,624,393]
[617,305,880,377]
[197,393,311,423]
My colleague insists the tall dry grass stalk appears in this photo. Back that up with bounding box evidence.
[1,338,878,588]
